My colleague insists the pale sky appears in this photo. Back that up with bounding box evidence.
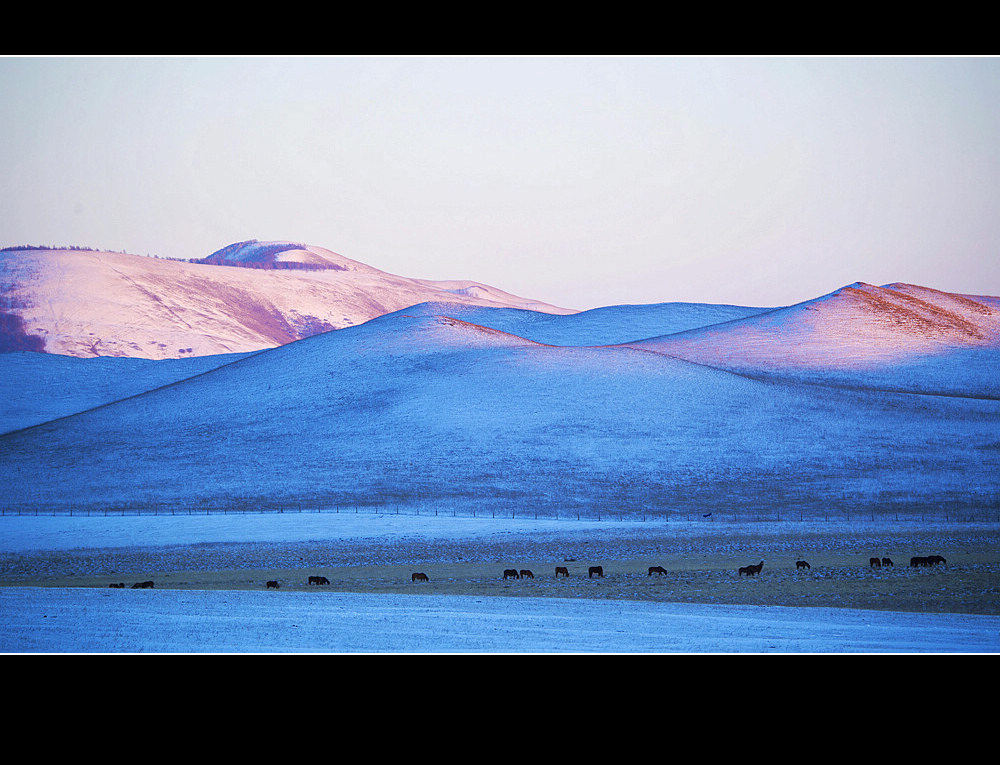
[2,55,998,310]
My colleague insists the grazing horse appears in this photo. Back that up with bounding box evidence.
[519,570,534,579]
[739,561,764,577]
[881,558,894,567]
[308,575,330,585]
[796,560,811,570]
[869,557,882,568]
[555,566,569,578]
[108,582,125,588]
[588,566,604,578]
[503,569,520,580]
[648,566,667,576]
[411,572,429,582]
[131,580,154,589]
[266,580,280,589]
[927,555,947,566]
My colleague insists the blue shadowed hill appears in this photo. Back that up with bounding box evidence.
[2,293,997,520]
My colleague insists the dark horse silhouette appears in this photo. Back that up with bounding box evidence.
[588,566,604,578]
[738,561,764,577]
[266,580,280,589]
[869,557,882,568]
[519,570,534,579]
[308,575,330,585]
[796,560,810,570]
[926,555,946,566]
[648,566,667,576]
[881,557,894,567]
[412,572,429,582]
[131,580,154,589]
[555,566,569,578]
[503,569,520,580]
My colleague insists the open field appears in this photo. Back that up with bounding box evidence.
[3,517,997,616]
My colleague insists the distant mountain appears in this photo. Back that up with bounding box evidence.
[193,240,357,271]
[0,241,574,359]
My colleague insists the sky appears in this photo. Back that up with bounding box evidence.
[2,55,999,311]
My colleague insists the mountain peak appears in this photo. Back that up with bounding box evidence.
[194,240,355,271]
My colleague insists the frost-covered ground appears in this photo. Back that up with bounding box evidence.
[9,586,1000,654]
[2,285,998,653]
[2,513,997,654]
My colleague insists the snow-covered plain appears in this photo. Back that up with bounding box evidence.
[2,513,998,653]
[9,585,1000,654]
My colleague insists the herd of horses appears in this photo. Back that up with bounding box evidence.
[107,553,952,590]
[503,569,536,579]
[868,555,947,568]
[766,554,948,575]
[908,555,947,567]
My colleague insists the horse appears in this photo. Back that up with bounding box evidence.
[412,572,429,582]
[588,566,604,578]
[555,566,569,578]
[648,566,667,576]
[795,560,811,570]
[739,561,764,577]
[881,558,894,567]
[910,556,930,567]
[266,580,280,589]
[503,569,520,580]
[308,575,330,585]
[519,570,534,579]
[131,580,154,589]
[926,555,947,566]
[108,582,125,588]
[869,557,882,568]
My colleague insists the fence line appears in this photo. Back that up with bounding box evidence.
[2,504,998,524]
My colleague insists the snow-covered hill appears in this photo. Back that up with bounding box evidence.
[0,349,255,434]
[0,241,573,359]
[2,286,997,521]
[632,282,1000,397]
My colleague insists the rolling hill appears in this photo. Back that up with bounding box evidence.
[1,277,997,521]
[631,282,1000,398]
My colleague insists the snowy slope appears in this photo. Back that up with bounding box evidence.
[2,297,997,520]
[631,282,1000,397]
[0,350,255,434]
[0,242,573,359]
[391,300,773,346]
[0,299,773,434]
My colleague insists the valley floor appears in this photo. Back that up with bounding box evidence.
[1,513,998,652]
